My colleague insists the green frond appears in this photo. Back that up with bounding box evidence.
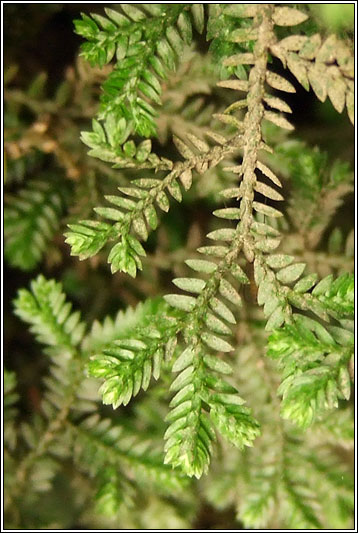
[65,166,197,276]
[88,299,182,408]
[82,297,169,353]
[4,179,67,271]
[95,466,130,516]
[66,414,187,500]
[285,272,354,321]
[74,4,203,160]
[267,313,353,428]
[14,275,86,353]
[164,340,260,478]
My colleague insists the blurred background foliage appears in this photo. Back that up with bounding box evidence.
[3,4,354,529]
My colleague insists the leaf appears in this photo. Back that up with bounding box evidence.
[312,275,333,296]
[217,79,249,91]
[265,306,285,331]
[224,5,258,17]
[202,333,233,353]
[266,71,296,93]
[337,366,351,400]
[219,279,242,307]
[104,8,130,27]
[207,228,236,242]
[205,130,228,145]
[266,255,294,269]
[231,264,249,284]
[213,208,241,220]
[156,191,170,212]
[287,53,310,91]
[346,89,354,124]
[135,140,152,162]
[144,205,158,230]
[191,3,204,33]
[276,263,306,284]
[294,274,318,293]
[299,33,322,60]
[164,294,196,312]
[279,35,309,51]
[264,111,294,131]
[105,195,136,210]
[173,136,195,159]
[227,28,258,43]
[186,133,209,153]
[251,221,280,238]
[220,187,242,199]
[308,64,328,102]
[169,365,194,392]
[256,161,282,187]
[198,245,227,258]
[173,278,205,294]
[272,7,308,26]
[255,238,281,252]
[203,354,232,375]
[185,259,217,274]
[132,216,148,241]
[252,202,283,218]
[94,207,124,222]
[209,403,260,449]
[223,53,255,67]
[205,313,231,335]
[254,181,284,201]
[172,347,195,373]
[327,74,347,114]
[157,38,176,70]
[177,11,192,44]
[210,298,236,324]
[263,95,292,114]
[257,279,276,306]
[179,169,193,191]
[166,181,182,203]
[166,26,185,56]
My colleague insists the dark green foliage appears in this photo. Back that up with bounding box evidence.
[4,178,68,270]
[74,5,199,141]
[6,276,187,528]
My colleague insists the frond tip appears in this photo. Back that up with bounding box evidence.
[14,275,85,351]
[268,313,353,428]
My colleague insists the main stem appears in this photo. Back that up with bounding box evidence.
[188,4,275,342]
[170,4,275,465]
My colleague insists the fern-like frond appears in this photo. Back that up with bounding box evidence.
[88,307,181,408]
[267,313,353,428]
[65,133,244,276]
[85,297,183,409]
[75,4,204,164]
[4,179,67,271]
[271,31,354,123]
[82,297,169,352]
[14,275,85,353]
[65,414,187,506]
[164,340,260,478]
